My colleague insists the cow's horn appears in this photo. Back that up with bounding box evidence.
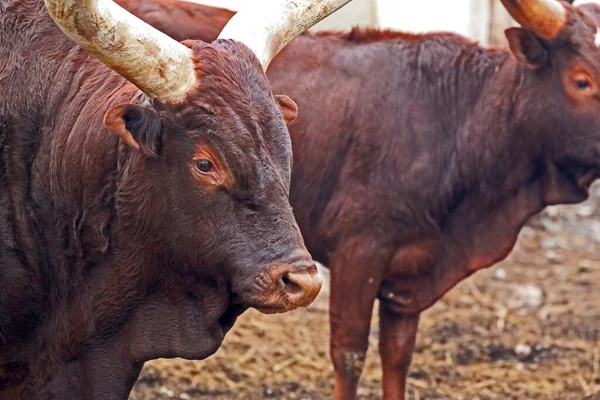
[501,0,567,39]
[44,0,196,103]
[218,0,352,71]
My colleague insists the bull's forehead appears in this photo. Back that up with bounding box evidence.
[195,100,292,192]
[169,40,292,186]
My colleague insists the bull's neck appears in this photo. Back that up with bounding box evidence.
[382,49,555,313]
[0,0,148,368]
[431,47,543,215]
[0,334,144,400]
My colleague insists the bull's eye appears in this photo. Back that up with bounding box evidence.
[565,70,597,102]
[196,159,213,172]
[571,71,594,94]
[575,79,590,90]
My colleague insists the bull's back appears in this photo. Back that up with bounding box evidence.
[116,0,233,42]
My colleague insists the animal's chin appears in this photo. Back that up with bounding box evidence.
[576,168,600,194]
[547,160,599,204]
[231,292,297,315]
[218,303,247,334]
[252,305,295,315]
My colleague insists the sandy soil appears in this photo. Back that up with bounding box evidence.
[130,184,600,400]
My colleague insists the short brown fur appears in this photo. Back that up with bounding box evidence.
[0,1,321,398]
[123,0,600,399]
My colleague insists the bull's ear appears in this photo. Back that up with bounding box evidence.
[275,95,298,126]
[104,104,162,158]
[505,27,548,70]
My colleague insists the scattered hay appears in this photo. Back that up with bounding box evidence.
[132,187,600,399]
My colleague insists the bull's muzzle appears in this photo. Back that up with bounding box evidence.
[255,254,322,314]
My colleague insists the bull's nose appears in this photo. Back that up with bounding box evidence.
[277,264,322,308]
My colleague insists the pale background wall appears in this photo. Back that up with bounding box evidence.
[185,0,377,29]
[376,0,490,43]
[185,0,517,46]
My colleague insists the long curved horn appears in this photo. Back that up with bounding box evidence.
[44,0,196,103]
[218,0,352,70]
[500,0,567,39]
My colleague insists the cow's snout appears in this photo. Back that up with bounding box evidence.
[252,255,322,314]
[276,263,322,308]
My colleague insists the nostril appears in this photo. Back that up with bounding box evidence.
[282,273,302,295]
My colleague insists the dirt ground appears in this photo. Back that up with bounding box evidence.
[131,183,600,400]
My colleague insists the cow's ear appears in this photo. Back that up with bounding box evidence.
[104,104,162,158]
[275,95,298,126]
[505,27,548,70]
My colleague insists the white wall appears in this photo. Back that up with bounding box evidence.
[184,0,495,43]
[185,0,376,30]
[490,0,517,46]
[312,0,376,31]
[376,0,490,43]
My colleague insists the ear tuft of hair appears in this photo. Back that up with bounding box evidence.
[123,106,162,158]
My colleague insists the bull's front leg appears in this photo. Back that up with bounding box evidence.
[328,237,387,400]
[375,241,433,399]
[379,307,420,400]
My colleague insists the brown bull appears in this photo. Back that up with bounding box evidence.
[122,0,600,398]
[0,0,356,397]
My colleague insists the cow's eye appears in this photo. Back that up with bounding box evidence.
[571,71,594,94]
[196,159,213,172]
[576,79,590,89]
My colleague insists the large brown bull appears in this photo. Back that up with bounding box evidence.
[0,0,355,398]
[122,0,600,398]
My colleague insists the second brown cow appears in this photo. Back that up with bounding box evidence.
[121,0,600,398]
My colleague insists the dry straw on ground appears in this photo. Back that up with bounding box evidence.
[131,184,600,399]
